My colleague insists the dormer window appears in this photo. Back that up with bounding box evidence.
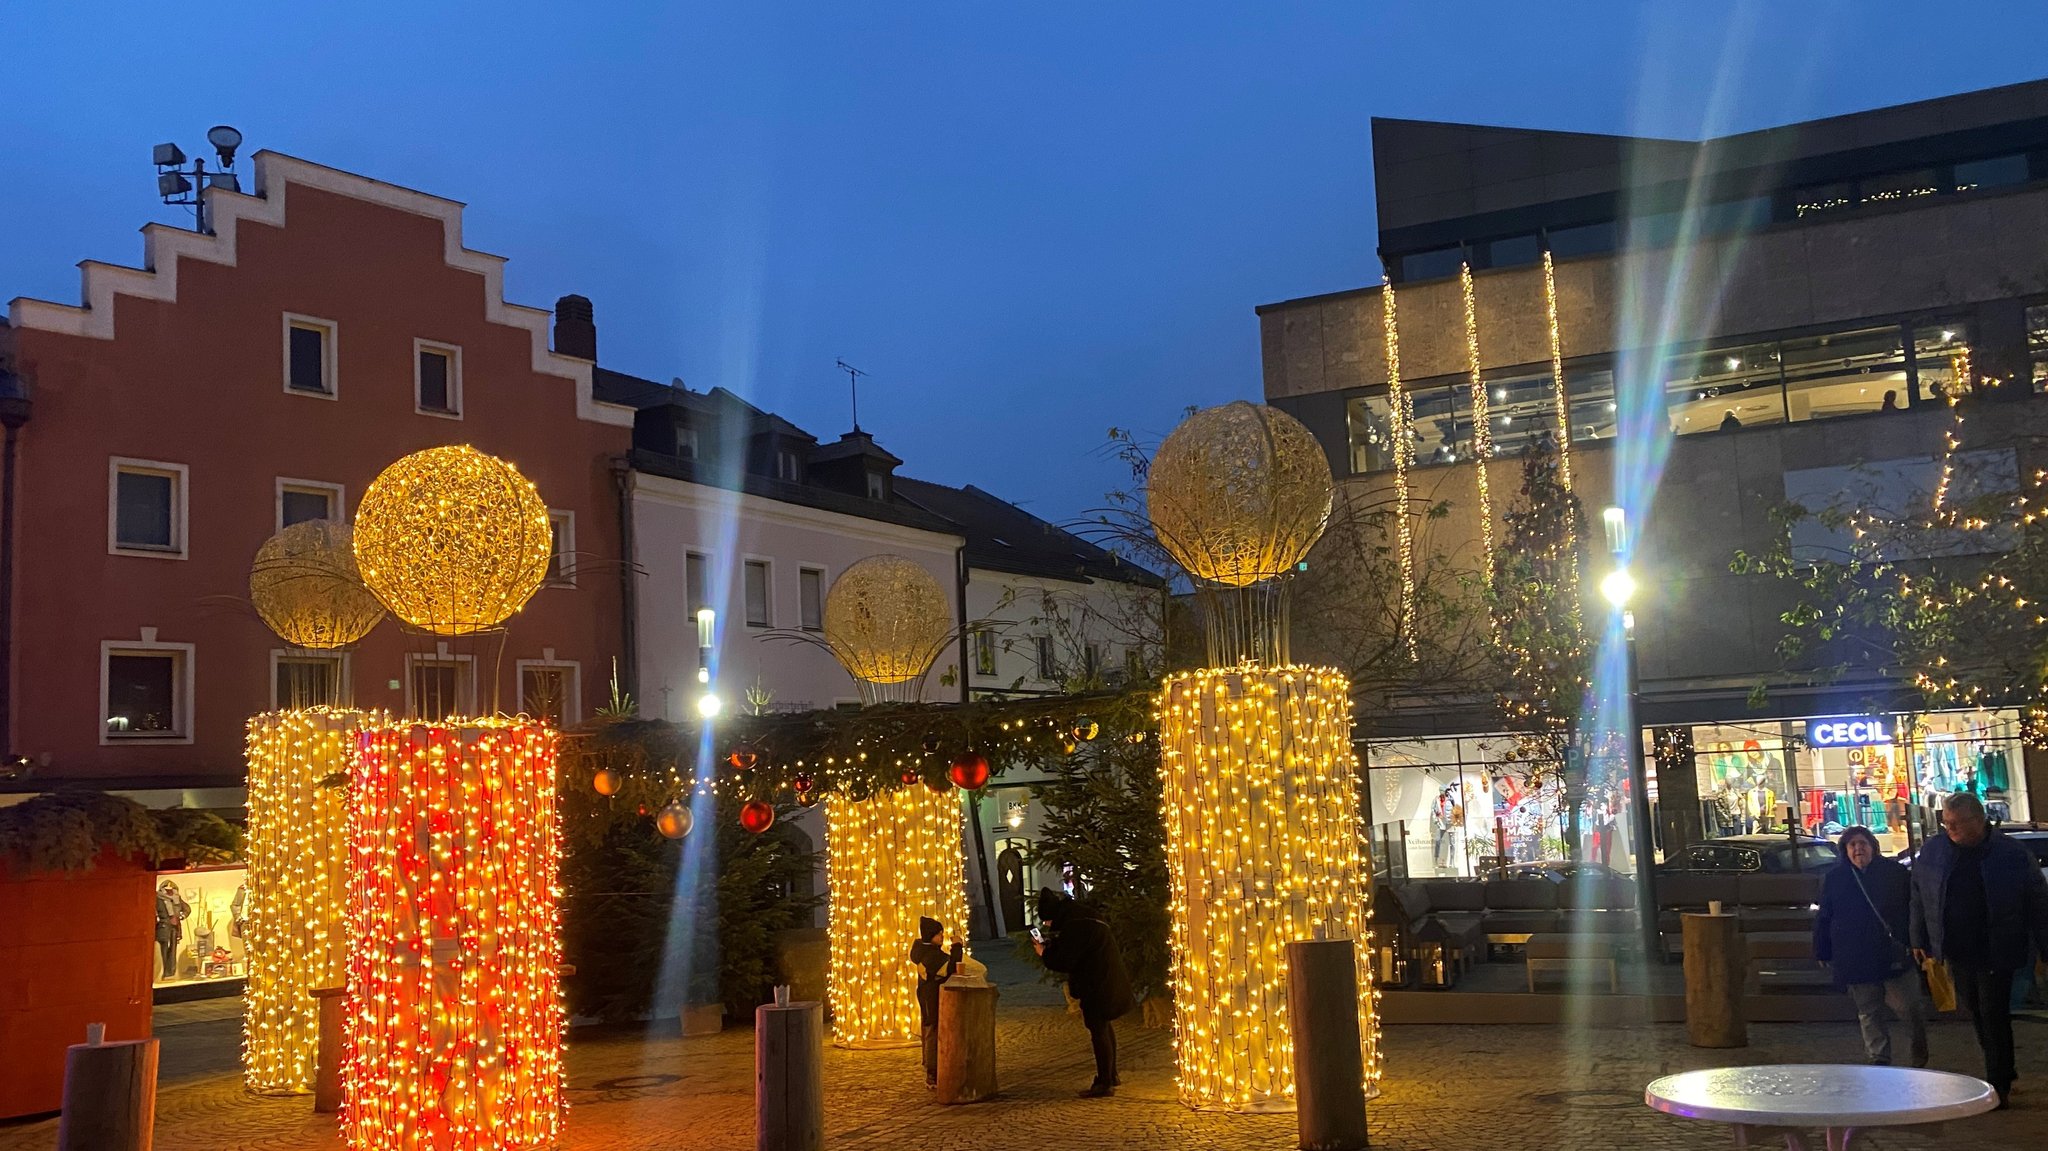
[776,448,801,482]
[866,472,885,500]
[678,425,699,461]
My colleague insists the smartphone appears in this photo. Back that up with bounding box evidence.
[1029,926,1043,942]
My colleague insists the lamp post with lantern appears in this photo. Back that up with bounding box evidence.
[1602,506,1660,963]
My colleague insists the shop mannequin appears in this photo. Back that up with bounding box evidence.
[155,881,189,978]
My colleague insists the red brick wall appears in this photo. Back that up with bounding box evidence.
[7,175,628,785]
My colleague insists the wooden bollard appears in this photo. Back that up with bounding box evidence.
[1286,938,1369,1151]
[937,983,998,1104]
[58,1026,158,1151]
[756,1000,824,1151]
[1682,911,1747,1048]
[310,986,346,1114]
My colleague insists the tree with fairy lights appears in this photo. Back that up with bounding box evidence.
[1731,422,2048,738]
[1485,431,1596,854]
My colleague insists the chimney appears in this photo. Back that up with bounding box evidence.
[553,294,596,360]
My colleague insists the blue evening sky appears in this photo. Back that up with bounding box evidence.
[6,2,2048,524]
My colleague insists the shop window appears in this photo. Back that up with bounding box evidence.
[103,643,191,741]
[277,479,341,530]
[1663,341,1786,436]
[1781,326,1905,423]
[1546,220,1616,260]
[1566,368,1617,444]
[110,458,187,556]
[518,662,578,727]
[1793,181,1857,219]
[743,559,771,627]
[1912,323,1974,398]
[1955,153,2029,192]
[546,511,576,587]
[1398,245,1465,283]
[1345,394,1395,474]
[152,865,250,987]
[799,567,824,631]
[274,654,343,709]
[1345,381,1465,473]
[1478,371,1558,457]
[283,315,337,396]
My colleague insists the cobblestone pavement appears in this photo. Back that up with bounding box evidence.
[6,969,2046,1150]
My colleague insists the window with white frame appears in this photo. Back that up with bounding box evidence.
[518,661,580,727]
[686,551,710,614]
[109,458,187,557]
[274,653,346,708]
[1034,636,1057,681]
[546,511,576,586]
[102,641,192,741]
[277,478,343,530]
[744,559,772,627]
[776,448,802,482]
[283,314,337,396]
[799,567,824,631]
[415,340,461,416]
[406,656,473,722]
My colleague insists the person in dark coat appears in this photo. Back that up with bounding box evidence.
[1814,826,1926,1066]
[1910,791,2048,1108]
[909,916,961,1088]
[1035,888,1134,1097]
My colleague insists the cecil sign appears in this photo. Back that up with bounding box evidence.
[1808,718,1892,748]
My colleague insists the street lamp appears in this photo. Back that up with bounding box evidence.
[1604,506,1660,964]
[694,607,719,717]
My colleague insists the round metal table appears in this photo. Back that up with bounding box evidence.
[1645,1064,1997,1150]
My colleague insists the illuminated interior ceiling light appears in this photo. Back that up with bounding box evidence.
[344,719,564,1150]
[822,555,954,703]
[1157,667,1380,1111]
[249,520,386,649]
[1462,262,1495,600]
[244,707,376,1093]
[824,786,970,1048]
[1382,275,1417,661]
[353,445,553,635]
[1145,402,1333,589]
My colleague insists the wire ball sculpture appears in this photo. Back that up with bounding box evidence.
[352,445,553,636]
[1146,401,1334,589]
[248,520,386,649]
[822,555,954,703]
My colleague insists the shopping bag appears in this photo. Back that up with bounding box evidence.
[1923,957,1958,1013]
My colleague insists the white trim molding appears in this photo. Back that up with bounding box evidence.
[546,508,577,588]
[403,651,477,720]
[100,633,196,745]
[108,456,190,560]
[8,151,634,428]
[275,476,345,530]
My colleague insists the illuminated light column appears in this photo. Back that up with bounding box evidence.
[343,720,564,1151]
[1146,403,1378,1112]
[243,707,366,1093]
[823,784,972,1047]
[1158,667,1379,1111]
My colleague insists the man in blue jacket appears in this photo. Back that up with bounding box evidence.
[1814,826,1926,1066]
[1910,792,2048,1107]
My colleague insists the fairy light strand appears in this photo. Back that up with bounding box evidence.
[1542,250,1574,496]
[1382,274,1417,661]
[1462,262,1495,599]
[1157,665,1380,1111]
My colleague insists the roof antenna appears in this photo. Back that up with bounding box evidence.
[835,359,867,433]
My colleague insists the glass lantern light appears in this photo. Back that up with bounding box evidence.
[1409,917,1458,990]
[1369,888,1410,988]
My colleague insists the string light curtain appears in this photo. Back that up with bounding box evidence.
[343,720,565,1151]
[1461,262,1495,599]
[824,785,971,1046]
[244,707,372,1093]
[1157,667,1380,1110]
[1381,275,1418,661]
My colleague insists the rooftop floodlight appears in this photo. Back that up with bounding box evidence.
[206,124,243,166]
[152,142,186,168]
[206,171,240,191]
[157,171,192,198]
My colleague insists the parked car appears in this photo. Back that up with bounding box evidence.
[1658,834,1840,875]
[1898,823,2048,873]
[1484,860,1628,884]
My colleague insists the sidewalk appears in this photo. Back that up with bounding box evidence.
[3,963,2039,1150]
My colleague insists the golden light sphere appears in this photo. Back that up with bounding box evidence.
[353,446,553,635]
[248,520,386,649]
[823,555,953,685]
[1146,401,1334,587]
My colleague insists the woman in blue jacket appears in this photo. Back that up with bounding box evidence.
[1814,826,1926,1066]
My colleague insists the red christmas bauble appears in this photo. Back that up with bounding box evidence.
[727,745,759,772]
[791,772,815,794]
[900,767,921,786]
[796,789,820,808]
[739,800,776,834]
[947,753,990,791]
